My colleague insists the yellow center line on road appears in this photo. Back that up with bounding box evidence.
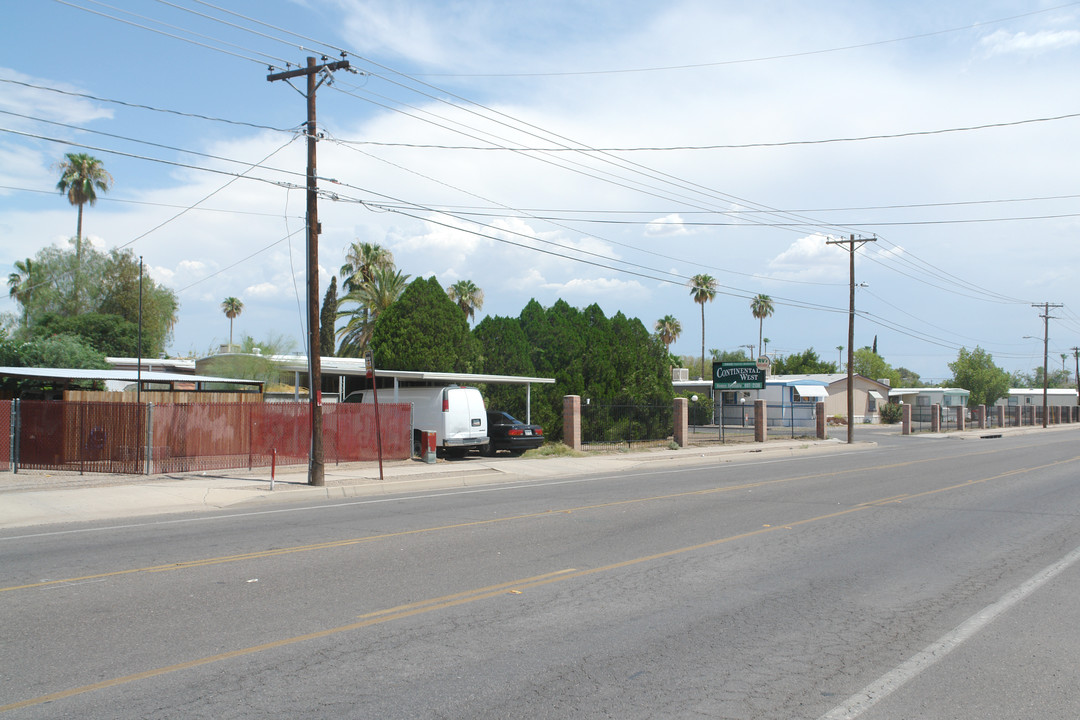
[3,454,1079,714]
[0,446,1069,595]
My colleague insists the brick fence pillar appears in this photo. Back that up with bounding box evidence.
[977,405,986,429]
[956,406,966,431]
[563,395,581,451]
[931,404,941,433]
[996,405,1006,427]
[902,403,912,435]
[754,399,767,443]
[816,401,827,440]
[673,397,688,447]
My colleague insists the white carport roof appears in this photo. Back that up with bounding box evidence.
[0,366,263,390]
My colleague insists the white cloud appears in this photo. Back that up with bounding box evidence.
[764,234,847,283]
[0,68,113,126]
[979,29,1080,55]
[245,282,280,298]
[542,276,646,298]
[645,214,690,237]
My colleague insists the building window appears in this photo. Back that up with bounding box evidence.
[916,396,930,406]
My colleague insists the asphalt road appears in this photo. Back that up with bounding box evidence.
[2,429,1080,718]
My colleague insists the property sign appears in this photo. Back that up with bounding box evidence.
[713,361,765,390]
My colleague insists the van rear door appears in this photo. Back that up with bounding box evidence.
[441,386,488,447]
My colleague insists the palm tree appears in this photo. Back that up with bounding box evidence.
[446,279,484,325]
[221,297,244,350]
[654,315,682,356]
[336,267,410,356]
[689,274,718,380]
[762,337,770,358]
[56,153,112,309]
[750,294,774,360]
[7,258,34,329]
[837,345,844,369]
[340,241,394,295]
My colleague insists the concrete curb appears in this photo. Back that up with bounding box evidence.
[2,424,1071,530]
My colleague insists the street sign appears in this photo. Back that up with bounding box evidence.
[713,361,765,390]
[756,356,771,370]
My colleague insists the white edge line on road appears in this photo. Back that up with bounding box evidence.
[818,541,1080,720]
[0,448,873,542]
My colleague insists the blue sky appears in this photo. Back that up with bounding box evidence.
[3,0,1080,381]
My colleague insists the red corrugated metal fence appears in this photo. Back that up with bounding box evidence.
[7,401,411,475]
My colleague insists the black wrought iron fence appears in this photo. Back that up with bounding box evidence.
[581,404,674,451]
[910,405,936,433]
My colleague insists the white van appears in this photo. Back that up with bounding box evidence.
[346,385,488,458]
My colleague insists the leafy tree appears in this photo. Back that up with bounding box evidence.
[221,297,243,349]
[771,347,837,375]
[31,312,139,357]
[852,347,902,387]
[371,276,480,373]
[895,367,923,387]
[56,153,112,309]
[95,249,178,355]
[654,314,681,359]
[7,258,35,329]
[446,279,484,325]
[340,241,394,295]
[319,276,338,357]
[474,315,537,420]
[201,334,295,385]
[5,332,109,369]
[689,274,717,380]
[948,346,1010,407]
[710,348,750,362]
[16,246,177,356]
[1011,366,1071,390]
[337,266,410,357]
[750,294,774,358]
[511,298,671,440]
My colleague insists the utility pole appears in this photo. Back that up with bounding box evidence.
[1032,302,1062,429]
[268,55,350,486]
[1072,346,1079,408]
[827,234,876,444]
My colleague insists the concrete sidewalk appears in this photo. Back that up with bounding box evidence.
[3,423,1070,530]
[0,437,858,530]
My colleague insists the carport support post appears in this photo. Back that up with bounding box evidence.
[754,399,767,443]
[902,403,912,435]
[816,401,827,440]
[563,395,581,451]
[673,397,688,447]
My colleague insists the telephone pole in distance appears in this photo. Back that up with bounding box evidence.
[826,234,876,444]
[1032,302,1063,429]
[268,56,350,486]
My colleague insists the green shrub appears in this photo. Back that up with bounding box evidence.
[879,402,903,424]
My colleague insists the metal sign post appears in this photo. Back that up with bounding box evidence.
[714,362,766,442]
[365,350,384,481]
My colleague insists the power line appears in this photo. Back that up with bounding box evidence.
[0,77,298,133]
[51,0,286,67]
[329,111,1080,152]
[413,2,1080,77]
[0,184,304,219]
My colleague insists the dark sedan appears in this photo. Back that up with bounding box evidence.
[482,411,544,456]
